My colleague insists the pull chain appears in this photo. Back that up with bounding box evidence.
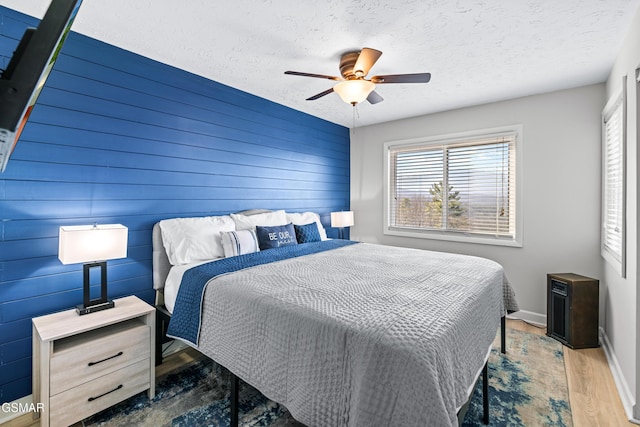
[351,103,360,129]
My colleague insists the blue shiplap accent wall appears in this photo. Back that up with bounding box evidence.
[0,7,349,403]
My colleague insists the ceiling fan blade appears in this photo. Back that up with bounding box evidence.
[371,73,431,84]
[353,48,382,77]
[367,90,384,104]
[306,88,334,101]
[285,71,341,81]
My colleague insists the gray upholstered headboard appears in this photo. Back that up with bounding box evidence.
[152,209,273,294]
[152,222,171,291]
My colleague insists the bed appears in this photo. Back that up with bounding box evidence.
[152,210,519,426]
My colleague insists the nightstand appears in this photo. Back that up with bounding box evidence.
[32,295,155,427]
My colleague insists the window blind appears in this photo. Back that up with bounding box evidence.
[389,133,517,239]
[602,95,624,264]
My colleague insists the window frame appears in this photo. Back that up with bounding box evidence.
[383,125,523,247]
[601,78,627,277]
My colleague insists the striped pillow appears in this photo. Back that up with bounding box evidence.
[220,230,260,258]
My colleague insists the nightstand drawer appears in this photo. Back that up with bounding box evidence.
[50,319,150,395]
[49,358,150,427]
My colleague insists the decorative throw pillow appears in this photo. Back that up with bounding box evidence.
[286,211,328,240]
[294,222,321,243]
[255,223,298,250]
[220,230,260,258]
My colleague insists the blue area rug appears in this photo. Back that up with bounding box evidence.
[85,328,572,426]
[462,329,572,426]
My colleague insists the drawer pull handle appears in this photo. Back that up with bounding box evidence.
[88,351,123,366]
[88,384,123,402]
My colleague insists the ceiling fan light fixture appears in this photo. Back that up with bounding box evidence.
[285,47,430,105]
[333,80,376,105]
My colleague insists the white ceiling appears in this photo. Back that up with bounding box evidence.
[2,0,639,128]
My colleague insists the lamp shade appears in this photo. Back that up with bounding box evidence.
[333,80,375,105]
[59,224,128,264]
[331,211,354,228]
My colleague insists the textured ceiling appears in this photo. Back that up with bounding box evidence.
[2,0,639,128]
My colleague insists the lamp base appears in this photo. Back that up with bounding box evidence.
[77,261,114,316]
[76,300,115,316]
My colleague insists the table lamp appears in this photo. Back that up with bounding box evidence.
[58,224,128,315]
[330,211,354,239]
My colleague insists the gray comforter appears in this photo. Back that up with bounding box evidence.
[192,243,511,426]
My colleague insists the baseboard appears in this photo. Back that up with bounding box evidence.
[506,309,546,327]
[600,327,640,424]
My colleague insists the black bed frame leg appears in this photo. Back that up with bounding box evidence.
[230,372,239,427]
[501,315,506,354]
[482,361,489,424]
[155,310,165,365]
[155,305,173,366]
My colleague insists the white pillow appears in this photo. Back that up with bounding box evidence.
[220,230,260,257]
[159,215,235,265]
[230,209,288,231]
[286,212,328,240]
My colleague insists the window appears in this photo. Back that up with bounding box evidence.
[384,126,522,247]
[601,79,626,277]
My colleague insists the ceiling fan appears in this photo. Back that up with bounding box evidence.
[284,47,431,106]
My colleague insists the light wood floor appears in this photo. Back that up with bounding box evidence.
[509,318,633,426]
[3,319,633,427]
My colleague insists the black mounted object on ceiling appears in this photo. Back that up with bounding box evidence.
[284,47,431,106]
[0,0,84,173]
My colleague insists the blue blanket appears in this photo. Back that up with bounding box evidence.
[167,239,358,346]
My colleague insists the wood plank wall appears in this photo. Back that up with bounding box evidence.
[0,7,350,403]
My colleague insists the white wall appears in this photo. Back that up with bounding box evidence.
[351,84,604,322]
[604,2,640,420]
